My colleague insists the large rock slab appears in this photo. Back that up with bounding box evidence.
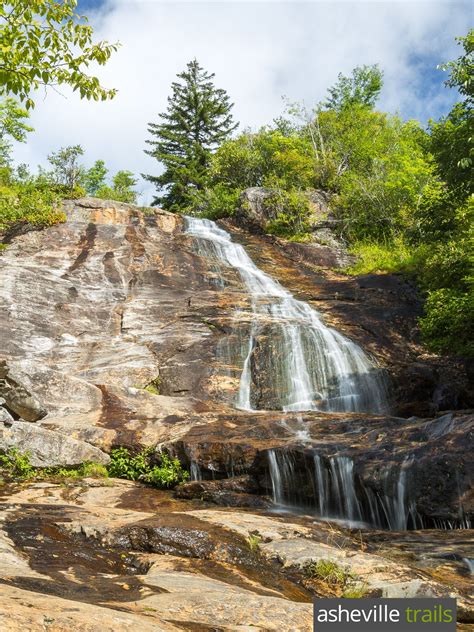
[2,479,471,629]
[0,420,110,466]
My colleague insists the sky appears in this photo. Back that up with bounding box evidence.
[12,0,473,205]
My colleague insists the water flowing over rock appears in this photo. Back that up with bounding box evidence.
[185,217,388,414]
[0,199,471,523]
[267,450,424,530]
[0,198,473,628]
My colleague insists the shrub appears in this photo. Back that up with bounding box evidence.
[107,446,188,488]
[0,448,35,479]
[264,189,312,239]
[45,462,109,479]
[419,288,474,357]
[195,184,240,220]
[141,453,189,488]
[246,532,262,552]
[342,584,370,598]
[144,377,161,395]
[346,239,426,275]
[0,184,65,236]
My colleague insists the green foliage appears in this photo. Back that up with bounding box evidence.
[438,29,473,102]
[143,377,161,395]
[347,239,426,275]
[324,64,384,111]
[0,0,119,108]
[0,179,66,235]
[0,448,109,482]
[107,446,188,488]
[0,448,35,479]
[144,59,237,210]
[141,453,189,488]
[44,461,109,480]
[319,110,436,240]
[305,559,355,588]
[419,288,474,357]
[264,189,312,238]
[0,98,34,165]
[94,169,138,204]
[47,145,85,190]
[429,103,473,199]
[246,532,262,552]
[84,160,108,195]
[210,129,315,191]
[341,584,370,599]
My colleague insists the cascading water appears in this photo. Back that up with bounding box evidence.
[185,217,467,531]
[185,217,388,414]
[268,450,422,530]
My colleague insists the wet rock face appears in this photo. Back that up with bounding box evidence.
[168,410,473,526]
[0,479,471,631]
[0,197,471,522]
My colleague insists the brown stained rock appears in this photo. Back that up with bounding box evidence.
[175,476,272,509]
[0,479,472,629]
[0,199,472,523]
[0,585,178,632]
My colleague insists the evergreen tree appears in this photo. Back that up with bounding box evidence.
[143,59,237,210]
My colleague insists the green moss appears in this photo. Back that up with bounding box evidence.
[143,377,161,395]
[341,584,370,598]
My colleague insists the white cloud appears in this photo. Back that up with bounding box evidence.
[11,0,471,204]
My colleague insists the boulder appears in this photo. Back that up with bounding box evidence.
[235,187,333,234]
[175,475,272,508]
[0,360,46,421]
[0,420,110,466]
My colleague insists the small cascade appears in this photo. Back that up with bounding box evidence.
[190,461,202,481]
[268,450,425,530]
[463,558,474,574]
[185,217,388,414]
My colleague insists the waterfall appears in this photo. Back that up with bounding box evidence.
[268,450,423,530]
[463,558,474,574]
[185,217,388,414]
[190,461,202,481]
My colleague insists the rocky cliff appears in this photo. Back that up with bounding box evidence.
[0,198,472,630]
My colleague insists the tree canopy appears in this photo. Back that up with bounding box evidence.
[0,97,33,164]
[143,59,237,210]
[323,64,384,111]
[0,0,119,108]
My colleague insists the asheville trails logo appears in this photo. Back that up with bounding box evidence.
[314,598,457,631]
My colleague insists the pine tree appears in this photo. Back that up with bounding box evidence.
[143,59,238,210]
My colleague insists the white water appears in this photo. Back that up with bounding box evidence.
[463,558,474,574]
[186,217,387,414]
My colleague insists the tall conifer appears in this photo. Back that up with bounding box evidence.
[143,59,237,210]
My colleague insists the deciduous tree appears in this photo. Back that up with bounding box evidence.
[0,0,119,108]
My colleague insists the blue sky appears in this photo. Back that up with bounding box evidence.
[13,0,472,204]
